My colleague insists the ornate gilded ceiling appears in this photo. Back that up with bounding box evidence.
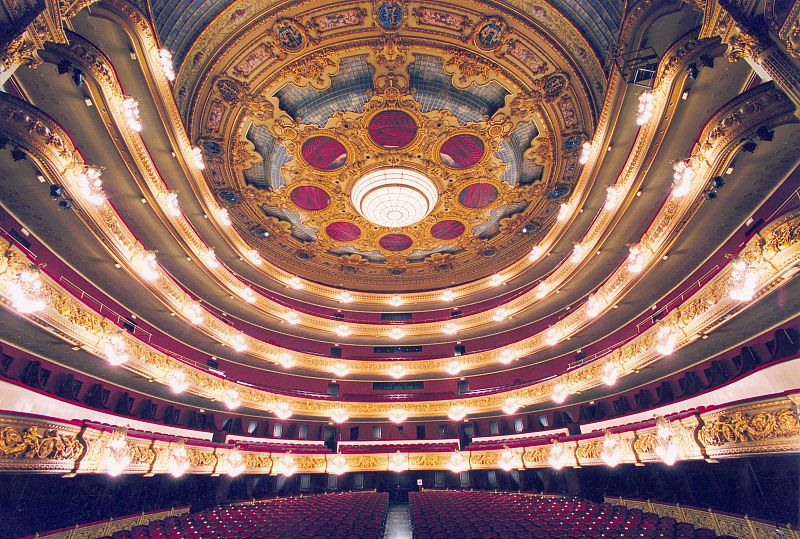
[182,0,602,290]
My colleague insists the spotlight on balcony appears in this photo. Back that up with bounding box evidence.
[756,126,774,142]
[741,139,757,153]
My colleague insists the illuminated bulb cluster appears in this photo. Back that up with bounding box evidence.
[182,299,204,325]
[273,401,293,419]
[190,146,205,170]
[570,242,586,263]
[489,273,505,287]
[535,282,551,299]
[388,408,408,424]
[547,440,568,470]
[284,311,301,325]
[601,362,619,386]
[445,360,463,375]
[655,324,677,356]
[528,245,543,262]
[278,453,298,476]
[388,327,405,341]
[388,450,408,472]
[329,407,349,424]
[627,244,646,274]
[122,97,142,132]
[277,352,296,369]
[545,325,563,346]
[388,364,406,379]
[389,294,403,307]
[502,397,520,415]
[335,324,352,338]
[557,202,571,221]
[5,268,47,314]
[285,276,304,290]
[579,141,592,165]
[604,184,622,211]
[76,166,106,206]
[162,191,182,217]
[600,431,620,467]
[493,307,509,322]
[132,250,159,281]
[671,160,695,198]
[498,447,517,471]
[246,249,262,265]
[223,388,241,409]
[168,440,189,477]
[226,448,245,477]
[654,416,679,465]
[447,450,469,473]
[328,453,349,475]
[101,332,130,366]
[166,367,189,393]
[729,257,759,301]
[551,382,569,403]
[337,291,353,303]
[441,289,455,302]
[229,331,247,352]
[332,362,350,378]
[200,247,222,269]
[586,293,605,318]
[636,91,655,125]
[157,48,175,81]
[103,427,131,476]
[240,286,256,303]
[498,349,516,365]
[442,322,459,335]
[448,404,468,421]
[215,207,232,226]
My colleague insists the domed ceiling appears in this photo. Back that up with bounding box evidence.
[173,0,606,291]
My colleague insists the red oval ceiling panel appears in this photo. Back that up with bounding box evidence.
[301,136,348,170]
[368,110,418,149]
[325,221,362,241]
[431,220,466,240]
[290,185,331,211]
[379,234,413,251]
[458,183,498,209]
[439,134,485,169]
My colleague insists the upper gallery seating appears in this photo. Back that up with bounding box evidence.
[98,492,388,539]
[409,491,735,539]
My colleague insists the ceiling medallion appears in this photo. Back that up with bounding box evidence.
[351,167,438,228]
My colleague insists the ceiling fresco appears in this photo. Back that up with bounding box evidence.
[168,0,601,290]
[152,0,623,76]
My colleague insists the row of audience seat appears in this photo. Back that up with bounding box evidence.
[409,491,738,539]
[98,492,388,539]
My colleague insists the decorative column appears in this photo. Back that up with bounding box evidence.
[0,0,95,84]
[691,0,800,116]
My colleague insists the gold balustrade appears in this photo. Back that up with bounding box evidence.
[606,497,799,539]
[0,391,797,475]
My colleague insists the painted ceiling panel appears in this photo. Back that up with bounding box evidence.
[152,1,624,71]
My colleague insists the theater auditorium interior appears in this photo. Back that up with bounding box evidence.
[1,0,800,537]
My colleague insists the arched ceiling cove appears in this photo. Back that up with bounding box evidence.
[150,0,625,71]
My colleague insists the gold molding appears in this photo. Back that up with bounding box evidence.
[0,198,799,418]
[1,392,798,475]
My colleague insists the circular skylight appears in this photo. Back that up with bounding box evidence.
[351,168,438,228]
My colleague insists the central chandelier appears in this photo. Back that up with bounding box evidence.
[351,168,438,228]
